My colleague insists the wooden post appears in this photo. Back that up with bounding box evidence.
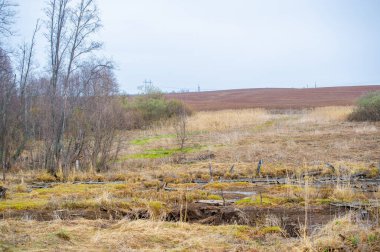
[209,163,213,182]
[256,159,263,177]
[220,189,225,206]
[229,164,235,173]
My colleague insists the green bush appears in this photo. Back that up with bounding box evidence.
[167,99,192,116]
[135,95,169,122]
[122,91,192,129]
[349,91,380,121]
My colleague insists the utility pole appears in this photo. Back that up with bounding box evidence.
[143,79,152,92]
[198,85,200,92]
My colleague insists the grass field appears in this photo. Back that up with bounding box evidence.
[1,106,380,251]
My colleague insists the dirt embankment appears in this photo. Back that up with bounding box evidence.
[0,203,350,237]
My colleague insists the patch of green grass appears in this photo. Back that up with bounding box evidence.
[260,226,283,235]
[254,120,276,131]
[367,233,378,243]
[235,195,287,206]
[55,229,71,241]
[35,184,97,196]
[233,225,256,240]
[130,148,179,159]
[0,198,48,211]
[349,235,360,248]
[0,183,136,212]
[123,145,203,160]
[147,201,167,220]
[205,182,250,190]
[207,194,222,200]
[130,134,176,146]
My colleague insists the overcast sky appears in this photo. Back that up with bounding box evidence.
[12,0,380,93]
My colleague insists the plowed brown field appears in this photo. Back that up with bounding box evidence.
[166,85,380,111]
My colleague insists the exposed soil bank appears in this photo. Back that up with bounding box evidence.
[0,204,351,237]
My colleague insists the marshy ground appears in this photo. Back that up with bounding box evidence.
[1,106,380,251]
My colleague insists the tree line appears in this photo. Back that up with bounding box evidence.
[0,0,128,180]
[0,0,191,181]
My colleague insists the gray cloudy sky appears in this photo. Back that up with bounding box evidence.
[13,0,380,93]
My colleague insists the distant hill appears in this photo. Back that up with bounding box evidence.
[165,85,380,111]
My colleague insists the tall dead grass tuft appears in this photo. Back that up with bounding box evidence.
[299,213,380,251]
[147,201,168,221]
[331,184,364,202]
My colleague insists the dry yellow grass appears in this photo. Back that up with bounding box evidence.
[303,106,354,122]
[1,214,379,251]
[298,213,380,251]
[0,219,283,251]
[1,106,379,251]
[188,108,270,132]
[187,106,353,132]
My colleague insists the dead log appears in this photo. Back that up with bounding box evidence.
[175,152,215,164]
[195,199,236,206]
[72,181,125,185]
[329,202,366,210]
[352,171,369,179]
[31,183,53,189]
[301,170,322,177]
[164,187,179,191]
[193,177,287,184]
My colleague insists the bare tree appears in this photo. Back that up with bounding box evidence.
[60,0,102,178]
[12,20,40,162]
[83,64,123,173]
[44,0,71,174]
[173,107,188,150]
[0,3,41,180]
[0,48,18,180]
[0,0,125,179]
[0,0,16,39]
[59,62,120,175]
[0,0,16,180]
[44,0,102,176]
